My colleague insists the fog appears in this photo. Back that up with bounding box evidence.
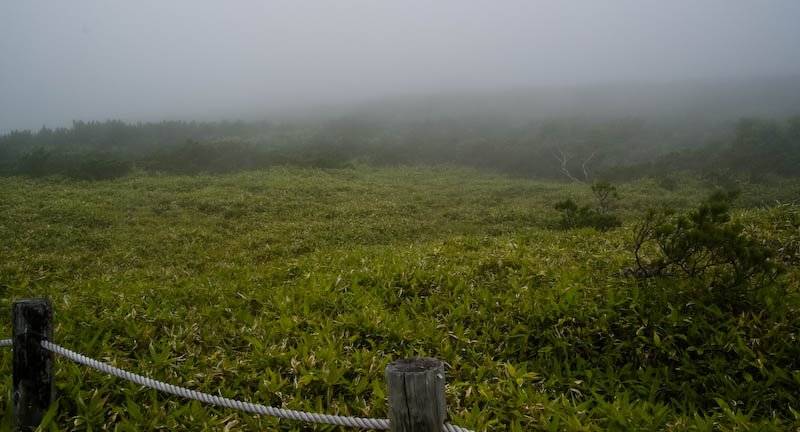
[2,0,800,132]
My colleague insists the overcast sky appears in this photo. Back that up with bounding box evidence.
[1,0,799,132]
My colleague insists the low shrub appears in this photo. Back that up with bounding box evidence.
[15,147,52,177]
[554,181,621,231]
[632,190,783,307]
[69,156,132,180]
[554,198,621,231]
[140,140,272,174]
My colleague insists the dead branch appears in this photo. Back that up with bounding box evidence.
[581,150,597,181]
[551,147,580,182]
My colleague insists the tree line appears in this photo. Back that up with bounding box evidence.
[1,115,797,181]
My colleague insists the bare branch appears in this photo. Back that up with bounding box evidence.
[550,147,580,182]
[581,150,597,181]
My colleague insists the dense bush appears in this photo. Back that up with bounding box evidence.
[13,148,131,180]
[554,181,621,231]
[612,115,800,183]
[70,155,132,180]
[632,190,783,306]
[140,140,274,174]
[554,198,621,231]
[15,147,53,177]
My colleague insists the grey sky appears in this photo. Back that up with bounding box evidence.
[1,0,799,132]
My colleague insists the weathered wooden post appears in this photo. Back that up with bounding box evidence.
[12,298,55,430]
[386,357,447,432]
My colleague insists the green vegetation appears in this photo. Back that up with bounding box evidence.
[2,113,798,182]
[633,191,784,308]
[0,167,798,431]
[591,181,619,215]
[553,182,621,231]
[553,198,621,231]
[607,116,800,183]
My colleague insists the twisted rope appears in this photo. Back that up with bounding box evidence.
[0,339,11,347]
[42,341,473,432]
[444,423,472,432]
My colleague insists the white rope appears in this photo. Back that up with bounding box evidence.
[42,341,473,432]
[444,424,474,432]
[0,339,11,347]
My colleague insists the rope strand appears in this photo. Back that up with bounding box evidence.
[41,341,473,432]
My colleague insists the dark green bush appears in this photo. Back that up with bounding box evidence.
[656,175,679,191]
[15,147,52,177]
[140,140,272,174]
[15,148,132,180]
[70,157,132,180]
[633,190,783,306]
[554,198,621,231]
[554,181,621,231]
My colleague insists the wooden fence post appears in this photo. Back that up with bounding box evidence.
[386,357,446,432]
[12,298,55,430]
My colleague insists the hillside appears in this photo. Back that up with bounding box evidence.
[1,167,798,430]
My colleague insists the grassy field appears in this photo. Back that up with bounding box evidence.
[1,166,798,431]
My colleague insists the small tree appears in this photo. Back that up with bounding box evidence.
[591,181,618,214]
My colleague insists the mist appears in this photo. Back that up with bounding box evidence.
[2,0,800,132]
[0,0,800,131]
